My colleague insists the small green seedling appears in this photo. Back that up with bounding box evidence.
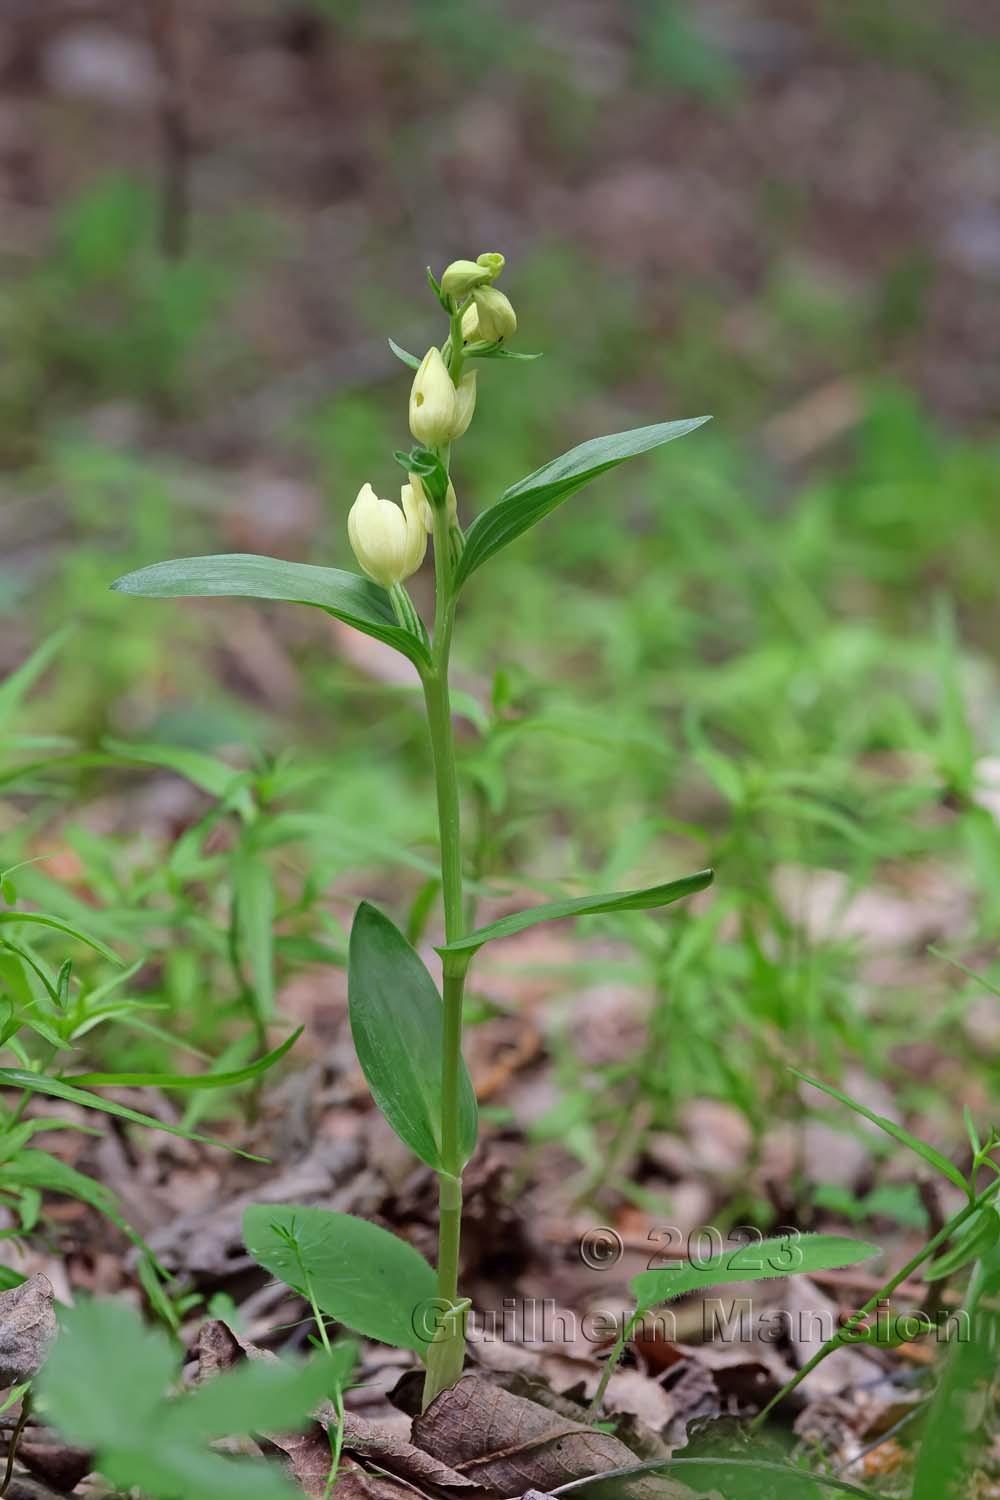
[111,252,722,1407]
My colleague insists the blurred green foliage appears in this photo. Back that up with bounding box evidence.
[3,11,1000,1430]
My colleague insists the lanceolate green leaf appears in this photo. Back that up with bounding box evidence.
[387,337,421,370]
[0,1069,266,1159]
[232,846,276,1022]
[349,902,477,1169]
[2,1148,153,1257]
[438,869,713,962]
[104,738,255,815]
[111,554,431,668]
[631,1233,880,1311]
[912,1242,1000,1499]
[70,1026,302,1089]
[924,1207,1000,1282]
[553,1456,876,1499]
[244,1203,437,1354]
[465,343,542,361]
[0,911,122,965]
[455,416,711,585]
[792,1069,971,1198]
[0,628,71,724]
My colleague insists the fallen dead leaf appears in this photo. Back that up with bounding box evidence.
[412,1374,689,1498]
[15,1440,92,1494]
[326,1459,419,1500]
[0,1275,57,1386]
[197,1321,473,1497]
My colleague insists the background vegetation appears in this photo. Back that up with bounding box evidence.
[2,8,1000,1476]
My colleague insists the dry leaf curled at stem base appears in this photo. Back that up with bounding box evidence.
[196,1321,472,1497]
[412,1376,690,1500]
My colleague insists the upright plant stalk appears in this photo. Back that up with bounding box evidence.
[418,331,471,1403]
[111,249,717,1413]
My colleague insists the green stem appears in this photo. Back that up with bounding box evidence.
[0,1390,31,1499]
[586,1309,641,1422]
[420,496,468,1404]
[447,305,466,385]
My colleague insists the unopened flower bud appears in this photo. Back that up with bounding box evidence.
[408,472,457,531]
[460,301,479,342]
[463,287,517,343]
[348,482,426,587]
[450,370,477,439]
[409,347,457,447]
[440,259,492,297]
[476,252,505,278]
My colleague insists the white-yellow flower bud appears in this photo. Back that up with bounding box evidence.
[407,473,457,531]
[450,370,477,439]
[440,259,492,297]
[409,347,457,447]
[476,252,505,278]
[348,482,426,587]
[460,301,480,342]
[462,287,517,343]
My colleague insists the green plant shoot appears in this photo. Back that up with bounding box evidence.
[113,251,714,1408]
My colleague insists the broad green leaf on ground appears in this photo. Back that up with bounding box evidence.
[244,1203,436,1354]
[437,870,713,961]
[631,1233,879,1311]
[70,1026,301,1089]
[111,554,431,667]
[42,1299,175,1449]
[349,902,477,1168]
[162,1356,341,1444]
[454,416,711,584]
[0,1069,265,1158]
[0,910,121,964]
[232,845,276,1021]
[792,1069,970,1198]
[106,1447,306,1500]
[41,1297,336,1500]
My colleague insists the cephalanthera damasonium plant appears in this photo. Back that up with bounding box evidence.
[112,252,719,1407]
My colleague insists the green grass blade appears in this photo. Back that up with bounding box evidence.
[232,846,276,1023]
[0,1069,266,1159]
[0,628,71,724]
[0,911,122,965]
[792,1069,970,1198]
[104,738,256,813]
[68,1026,302,1089]
[437,869,713,958]
[551,1455,876,1498]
